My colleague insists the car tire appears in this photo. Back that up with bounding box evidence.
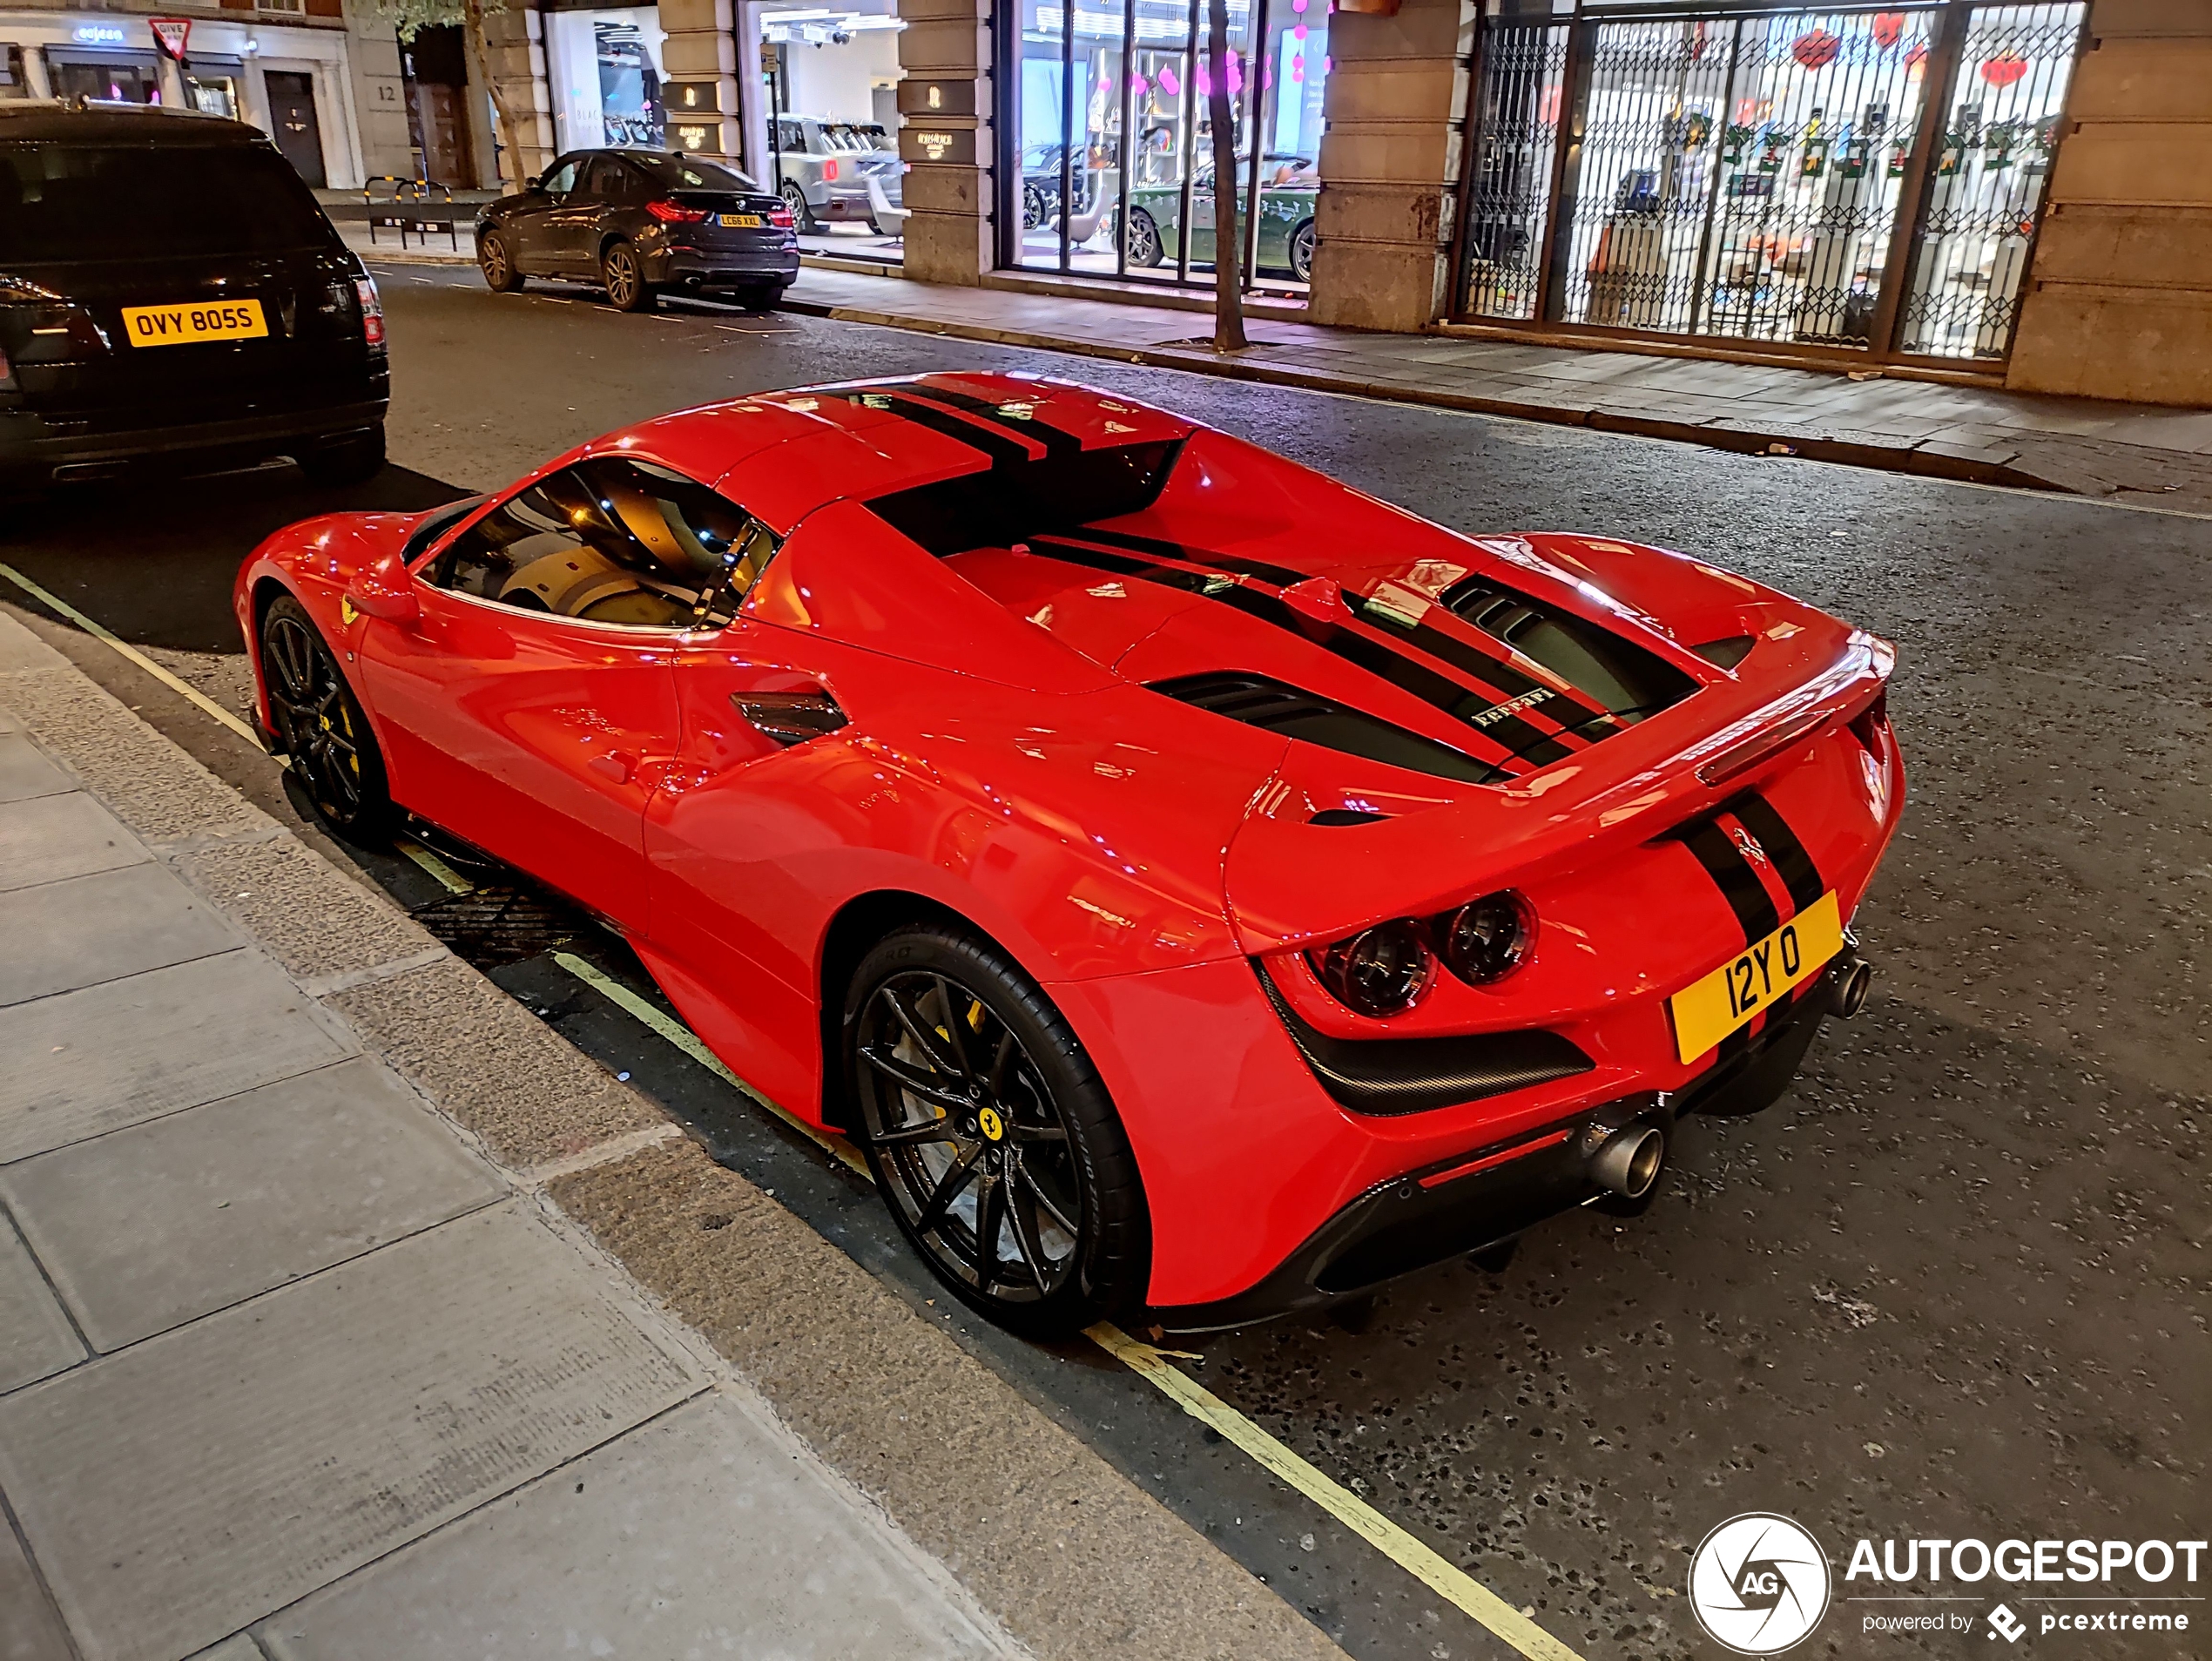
[601,239,655,312]
[1022,182,1047,230]
[259,593,396,844]
[1289,218,1316,285]
[846,925,1150,1337]
[734,281,782,313]
[779,180,816,233]
[478,229,523,292]
[1124,206,1163,268]
[296,422,386,489]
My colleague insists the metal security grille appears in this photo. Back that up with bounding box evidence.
[1460,24,1570,320]
[1453,0,2085,366]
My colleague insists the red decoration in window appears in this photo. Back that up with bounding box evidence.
[1980,53,2030,86]
[1871,12,1905,47]
[1791,30,1843,70]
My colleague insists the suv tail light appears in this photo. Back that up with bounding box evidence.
[354,277,385,349]
[822,159,840,182]
[646,199,709,223]
[767,203,795,229]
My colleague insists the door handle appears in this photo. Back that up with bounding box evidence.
[587,750,637,785]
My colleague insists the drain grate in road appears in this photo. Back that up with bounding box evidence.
[412,886,583,969]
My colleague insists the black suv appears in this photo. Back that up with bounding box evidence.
[0,102,388,496]
[475,149,799,314]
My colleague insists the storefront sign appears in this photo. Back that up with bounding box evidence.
[669,120,721,154]
[71,24,129,44]
[903,126,974,166]
[898,79,974,118]
[664,79,721,116]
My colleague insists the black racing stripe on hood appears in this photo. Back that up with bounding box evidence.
[894,382,1083,457]
[1352,598,1617,737]
[832,390,1036,469]
[1074,526,1309,590]
[1729,793,1825,914]
[1029,537,1546,769]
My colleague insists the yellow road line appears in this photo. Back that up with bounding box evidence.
[396,837,474,895]
[550,949,1587,1661]
[0,562,270,752]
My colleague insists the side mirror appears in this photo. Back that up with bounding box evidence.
[523,173,542,192]
[345,548,420,625]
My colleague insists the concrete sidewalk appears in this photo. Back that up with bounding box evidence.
[0,621,1015,1661]
[0,611,1352,1661]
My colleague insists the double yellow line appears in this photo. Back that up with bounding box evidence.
[0,558,1585,1661]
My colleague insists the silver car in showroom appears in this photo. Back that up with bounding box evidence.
[772,115,903,233]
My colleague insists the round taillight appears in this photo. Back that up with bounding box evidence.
[1441,891,1532,985]
[1310,920,1434,1016]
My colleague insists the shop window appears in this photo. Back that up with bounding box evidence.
[50,56,160,105]
[0,46,29,100]
[545,7,664,152]
[428,458,774,631]
[1006,0,1325,294]
[755,0,906,264]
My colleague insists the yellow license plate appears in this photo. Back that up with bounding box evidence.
[719,213,765,228]
[120,300,268,348]
[1669,890,1844,1063]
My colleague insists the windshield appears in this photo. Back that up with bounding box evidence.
[626,152,759,192]
[0,142,340,263]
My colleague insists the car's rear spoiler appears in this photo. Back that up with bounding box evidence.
[1224,625,1893,955]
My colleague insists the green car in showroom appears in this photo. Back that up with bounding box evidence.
[1121,154,1318,282]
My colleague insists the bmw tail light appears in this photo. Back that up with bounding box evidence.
[1441,891,1533,985]
[1308,920,1434,1016]
[767,203,795,229]
[354,277,385,349]
[823,158,840,182]
[646,199,710,223]
[732,688,848,746]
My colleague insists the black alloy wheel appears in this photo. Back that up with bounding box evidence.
[479,228,523,292]
[601,239,655,312]
[779,180,816,233]
[846,927,1149,1335]
[1022,181,1047,230]
[260,595,395,842]
[1290,219,1316,285]
[1123,207,1163,268]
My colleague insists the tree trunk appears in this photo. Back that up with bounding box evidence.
[1204,0,1247,351]
[463,0,529,192]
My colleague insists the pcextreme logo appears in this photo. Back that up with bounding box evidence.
[1689,1513,1833,1655]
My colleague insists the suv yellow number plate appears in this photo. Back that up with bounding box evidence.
[121,300,268,348]
[718,213,764,227]
[1669,891,1844,1063]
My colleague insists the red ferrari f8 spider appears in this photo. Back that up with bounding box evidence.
[237,373,1904,1334]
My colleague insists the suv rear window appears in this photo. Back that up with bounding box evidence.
[626,152,759,192]
[0,141,340,263]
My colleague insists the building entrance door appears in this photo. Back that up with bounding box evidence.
[1453,0,2087,368]
[265,69,327,187]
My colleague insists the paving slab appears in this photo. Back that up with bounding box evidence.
[0,1212,82,1393]
[0,733,71,806]
[0,1203,701,1661]
[3,1057,505,1352]
[0,1514,75,1661]
[260,1392,1012,1661]
[0,793,147,894]
[0,951,354,1164]
[0,862,241,1010]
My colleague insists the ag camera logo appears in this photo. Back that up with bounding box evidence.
[1689,1513,1833,1654]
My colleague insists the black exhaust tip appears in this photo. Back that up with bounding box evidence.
[1830,956,1873,1020]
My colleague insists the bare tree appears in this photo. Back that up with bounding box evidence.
[1204,0,1247,352]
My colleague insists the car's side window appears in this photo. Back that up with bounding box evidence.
[425,458,778,631]
[596,159,648,203]
[540,159,581,198]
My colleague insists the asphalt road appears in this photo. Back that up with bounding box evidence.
[3,266,2206,1661]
